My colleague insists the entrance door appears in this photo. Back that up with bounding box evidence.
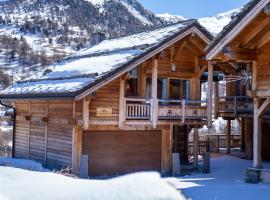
[172,126,188,163]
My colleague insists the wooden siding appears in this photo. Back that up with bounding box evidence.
[14,100,73,170]
[89,79,120,124]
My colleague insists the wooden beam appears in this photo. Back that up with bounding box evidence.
[207,62,213,127]
[27,101,31,159]
[44,101,48,165]
[256,31,270,48]
[253,98,262,169]
[196,65,207,78]
[257,98,270,118]
[241,17,270,46]
[119,77,126,128]
[83,99,90,130]
[138,64,146,97]
[222,47,257,61]
[214,82,219,119]
[72,101,77,173]
[151,59,158,128]
[226,120,231,154]
[252,61,257,93]
[173,40,187,62]
[193,128,199,169]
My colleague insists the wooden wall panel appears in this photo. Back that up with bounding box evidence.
[89,79,120,124]
[14,100,73,170]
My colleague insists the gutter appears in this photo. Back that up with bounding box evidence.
[0,100,16,158]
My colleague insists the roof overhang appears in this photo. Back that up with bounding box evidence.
[206,0,270,60]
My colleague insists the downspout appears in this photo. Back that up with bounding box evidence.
[0,100,16,158]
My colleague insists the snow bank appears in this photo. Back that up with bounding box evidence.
[0,157,48,172]
[0,167,186,200]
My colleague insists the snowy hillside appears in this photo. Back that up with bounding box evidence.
[198,8,243,36]
[156,13,186,23]
[0,0,165,85]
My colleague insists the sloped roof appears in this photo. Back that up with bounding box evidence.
[206,0,265,58]
[0,20,212,100]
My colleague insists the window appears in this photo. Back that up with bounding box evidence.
[169,79,190,100]
[126,67,138,96]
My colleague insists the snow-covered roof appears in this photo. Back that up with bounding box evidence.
[0,20,212,99]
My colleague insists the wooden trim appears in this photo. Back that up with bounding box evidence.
[72,101,77,173]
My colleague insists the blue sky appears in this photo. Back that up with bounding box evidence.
[137,0,250,18]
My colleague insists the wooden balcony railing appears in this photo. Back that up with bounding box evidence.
[217,96,253,117]
[125,98,151,120]
[125,98,207,122]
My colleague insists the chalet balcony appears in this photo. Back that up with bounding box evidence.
[125,97,207,123]
[217,96,253,118]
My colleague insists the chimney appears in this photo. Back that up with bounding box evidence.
[91,32,106,45]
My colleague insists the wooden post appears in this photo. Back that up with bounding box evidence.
[252,61,257,94]
[83,99,90,130]
[44,101,49,165]
[138,64,146,97]
[226,120,231,154]
[151,59,158,128]
[27,102,31,159]
[193,128,199,169]
[119,78,126,128]
[253,98,262,169]
[214,82,219,119]
[207,62,213,127]
[72,101,77,173]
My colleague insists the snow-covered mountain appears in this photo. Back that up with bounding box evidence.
[156,13,186,23]
[0,0,243,88]
[0,0,165,85]
[198,8,242,36]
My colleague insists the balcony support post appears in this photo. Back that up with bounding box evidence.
[151,59,158,128]
[207,62,213,127]
[226,119,231,154]
[253,98,262,169]
[193,127,199,169]
[213,82,219,119]
[119,77,126,128]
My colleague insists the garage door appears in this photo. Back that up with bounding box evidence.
[82,130,162,177]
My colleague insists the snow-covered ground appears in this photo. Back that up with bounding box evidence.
[0,157,186,200]
[169,156,270,200]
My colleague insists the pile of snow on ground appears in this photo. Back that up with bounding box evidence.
[0,166,186,200]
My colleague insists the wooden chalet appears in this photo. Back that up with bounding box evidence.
[206,0,270,170]
[0,20,214,177]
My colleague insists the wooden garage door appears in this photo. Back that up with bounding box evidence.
[83,130,162,177]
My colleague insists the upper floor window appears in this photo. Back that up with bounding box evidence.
[125,67,138,96]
